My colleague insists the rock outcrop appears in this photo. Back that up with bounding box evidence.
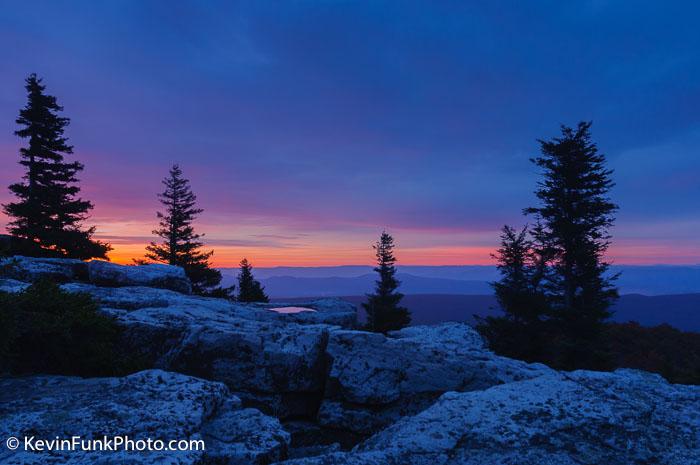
[2,256,699,464]
[280,369,700,465]
[0,255,191,293]
[62,283,355,420]
[0,369,289,464]
[0,255,87,283]
[318,323,553,435]
[1,258,357,421]
[0,278,29,293]
[107,302,334,418]
[87,260,192,293]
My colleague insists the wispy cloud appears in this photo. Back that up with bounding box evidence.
[0,1,698,265]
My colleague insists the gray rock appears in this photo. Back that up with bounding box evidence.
[318,323,553,434]
[58,282,357,328]
[161,315,330,395]
[276,452,388,464]
[0,256,193,295]
[259,299,357,328]
[0,369,290,464]
[0,255,87,282]
[0,273,356,421]
[87,260,192,294]
[61,282,177,309]
[11,255,697,465]
[0,278,30,293]
[202,402,290,464]
[73,289,339,418]
[279,370,700,465]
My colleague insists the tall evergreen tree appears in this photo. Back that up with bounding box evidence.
[491,225,548,325]
[526,121,618,367]
[479,122,618,369]
[3,74,110,259]
[237,258,268,303]
[363,231,410,333]
[145,164,222,295]
[476,225,549,362]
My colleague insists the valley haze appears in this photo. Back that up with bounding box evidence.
[220,264,700,296]
[218,265,700,333]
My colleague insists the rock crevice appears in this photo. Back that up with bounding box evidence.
[1,256,699,464]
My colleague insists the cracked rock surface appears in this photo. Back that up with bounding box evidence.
[279,369,700,464]
[0,369,289,464]
[3,257,700,464]
[319,323,554,434]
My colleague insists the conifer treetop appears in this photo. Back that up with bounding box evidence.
[3,73,109,259]
[145,164,221,294]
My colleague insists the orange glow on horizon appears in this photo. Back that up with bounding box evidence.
[103,240,700,267]
[106,242,499,267]
[2,210,698,267]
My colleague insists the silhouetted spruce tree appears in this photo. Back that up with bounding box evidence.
[237,258,268,303]
[3,74,110,259]
[525,121,618,368]
[363,231,410,333]
[145,164,223,295]
[476,225,550,362]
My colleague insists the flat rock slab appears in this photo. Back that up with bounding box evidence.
[0,278,30,293]
[0,256,87,283]
[87,260,192,294]
[281,369,700,465]
[318,323,553,434]
[59,283,356,328]
[256,299,357,328]
[0,369,289,464]
[78,290,338,417]
[0,256,192,294]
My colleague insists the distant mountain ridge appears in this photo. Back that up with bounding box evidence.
[219,265,700,297]
[248,273,492,298]
[276,293,700,333]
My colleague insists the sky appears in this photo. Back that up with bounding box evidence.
[0,1,699,266]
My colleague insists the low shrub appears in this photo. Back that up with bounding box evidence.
[0,280,142,377]
[478,317,700,385]
[605,322,700,385]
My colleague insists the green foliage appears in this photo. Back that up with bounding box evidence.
[237,258,268,303]
[145,164,223,295]
[480,319,700,384]
[605,322,700,385]
[475,225,550,362]
[204,284,236,299]
[2,74,110,260]
[0,281,139,376]
[480,122,618,370]
[527,122,619,358]
[364,231,410,333]
[491,225,549,324]
[0,293,18,369]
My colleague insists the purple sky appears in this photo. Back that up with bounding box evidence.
[1,1,699,265]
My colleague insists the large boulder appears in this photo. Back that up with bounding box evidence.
[0,369,290,464]
[318,323,553,435]
[1,264,357,421]
[0,257,193,295]
[59,282,357,328]
[117,307,331,419]
[0,255,87,282]
[0,278,30,293]
[87,260,192,294]
[280,369,700,465]
[71,287,341,419]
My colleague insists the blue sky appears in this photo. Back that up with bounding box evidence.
[0,1,698,265]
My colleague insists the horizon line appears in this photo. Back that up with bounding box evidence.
[213,263,700,269]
